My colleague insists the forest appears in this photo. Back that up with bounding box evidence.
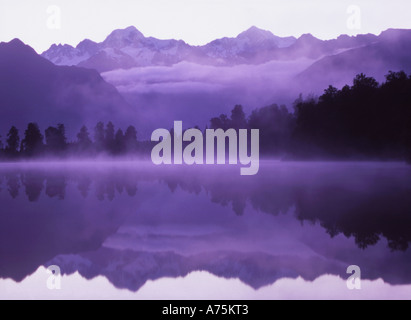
[0,71,410,161]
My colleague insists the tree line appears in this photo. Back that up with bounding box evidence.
[1,71,411,161]
[293,71,411,160]
[2,172,137,202]
[0,122,147,158]
[209,71,411,161]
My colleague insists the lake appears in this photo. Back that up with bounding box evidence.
[0,161,410,299]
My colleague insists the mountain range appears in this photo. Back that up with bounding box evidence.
[2,26,411,137]
[42,25,384,72]
[297,28,411,88]
[0,39,133,137]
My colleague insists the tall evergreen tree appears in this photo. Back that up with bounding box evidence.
[45,124,67,153]
[105,121,115,152]
[114,129,125,154]
[230,104,247,129]
[5,126,20,156]
[124,125,138,153]
[21,123,44,156]
[76,126,92,152]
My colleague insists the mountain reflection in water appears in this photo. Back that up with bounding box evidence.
[0,161,410,294]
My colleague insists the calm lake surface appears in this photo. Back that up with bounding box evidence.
[0,161,410,299]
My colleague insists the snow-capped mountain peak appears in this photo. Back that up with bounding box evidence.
[76,39,99,53]
[41,25,388,72]
[102,26,145,48]
[237,26,297,48]
[237,26,276,42]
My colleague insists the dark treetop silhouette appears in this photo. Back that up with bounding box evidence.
[1,71,410,161]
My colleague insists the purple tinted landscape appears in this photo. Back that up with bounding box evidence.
[2,27,411,137]
[1,22,411,299]
[0,162,410,298]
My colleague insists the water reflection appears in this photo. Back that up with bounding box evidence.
[6,173,20,199]
[3,163,408,251]
[0,162,410,294]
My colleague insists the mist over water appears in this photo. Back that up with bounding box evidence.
[2,25,411,299]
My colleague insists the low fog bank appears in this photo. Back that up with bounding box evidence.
[102,59,316,137]
[101,32,411,138]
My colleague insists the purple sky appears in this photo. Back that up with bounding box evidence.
[1,0,411,52]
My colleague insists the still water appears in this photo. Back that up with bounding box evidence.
[0,161,410,299]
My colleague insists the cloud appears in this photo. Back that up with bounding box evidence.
[102,59,314,95]
[100,59,316,136]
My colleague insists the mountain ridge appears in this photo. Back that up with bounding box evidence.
[297,29,411,90]
[0,38,134,137]
[41,26,410,73]
[40,26,383,72]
